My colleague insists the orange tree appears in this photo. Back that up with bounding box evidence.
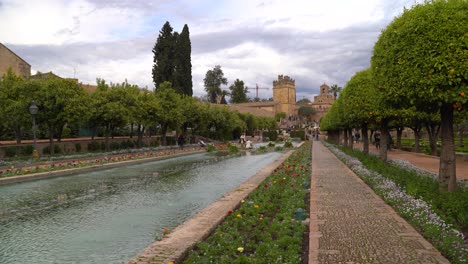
[371,0,467,191]
[340,68,379,155]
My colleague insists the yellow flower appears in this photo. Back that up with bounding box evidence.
[236,214,242,218]
[167,262,174,264]
[254,204,259,209]
[241,199,245,203]
[259,217,264,221]
[237,247,244,253]
[273,180,277,184]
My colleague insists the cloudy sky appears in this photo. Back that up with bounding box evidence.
[0,0,421,100]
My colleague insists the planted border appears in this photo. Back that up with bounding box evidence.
[324,142,468,263]
[183,142,311,264]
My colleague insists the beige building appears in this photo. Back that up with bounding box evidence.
[0,43,31,80]
[310,83,335,122]
[273,75,297,116]
[226,101,278,117]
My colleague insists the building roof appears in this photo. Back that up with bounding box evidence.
[0,42,31,67]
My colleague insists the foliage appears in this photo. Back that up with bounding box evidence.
[275,112,286,122]
[204,65,228,103]
[173,24,193,96]
[152,21,175,90]
[184,142,311,263]
[371,0,468,191]
[229,79,249,103]
[284,140,293,148]
[263,131,278,142]
[75,143,82,152]
[290,130,305,141]
[329,84,342,99]
[297,105,315,120]
[206,144,216,152]
[227,143,239,154]
[42,145,62,155]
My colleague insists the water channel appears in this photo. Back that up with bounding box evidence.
[0,151,283,264]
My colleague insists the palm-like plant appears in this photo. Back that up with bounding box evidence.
[330,84,342,99]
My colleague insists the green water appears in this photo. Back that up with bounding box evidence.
[0,152,282,264]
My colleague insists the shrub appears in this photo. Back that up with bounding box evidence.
[275,146,284,151]
[110,142,120,151]
[21,145,35,156]
[4,147,17,157]
[228,143,239,154]
[75,143,82,152]
[87,141,100,152]
[284,140,293,148]
[290,130,305,140]
[207,144,216,152]
[263,131,278,141]
[257,146,267,153]
[267,142,276,147]
[42,145,62,155]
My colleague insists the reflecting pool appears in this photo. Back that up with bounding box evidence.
[0,152,282,264]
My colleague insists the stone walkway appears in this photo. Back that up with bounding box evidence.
[355,142,467,181]
[309,141,449,264]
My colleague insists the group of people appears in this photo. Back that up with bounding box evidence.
[373,131,393,150]
[240,133,253,149]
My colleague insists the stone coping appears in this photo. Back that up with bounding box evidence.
[0,150,205,186]
[126,150,294,264]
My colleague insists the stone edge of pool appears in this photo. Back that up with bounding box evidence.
[126,144,302,264]
[0,150,205,186]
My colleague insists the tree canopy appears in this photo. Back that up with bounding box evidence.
[204,65,228,103]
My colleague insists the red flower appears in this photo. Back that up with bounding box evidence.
[228,210,233,215]
[264,184,269,188]
[290,183,295,188]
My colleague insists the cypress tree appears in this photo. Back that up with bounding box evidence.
[152,21,175,90]
[173,24,193,96]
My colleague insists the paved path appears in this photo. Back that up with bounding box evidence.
[355,142,467,181]
[309,141,449,263]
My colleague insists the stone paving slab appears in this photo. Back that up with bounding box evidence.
[126,150,294,264]
[309,141,449,264]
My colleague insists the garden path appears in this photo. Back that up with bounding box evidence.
[309,141,449,263]
[355,142,467,181]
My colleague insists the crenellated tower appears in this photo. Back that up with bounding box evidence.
[273,75,297,116]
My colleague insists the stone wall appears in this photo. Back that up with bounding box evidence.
[0,43,31,80]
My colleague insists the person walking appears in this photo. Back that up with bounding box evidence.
[374,131,381,149]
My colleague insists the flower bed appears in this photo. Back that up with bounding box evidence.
[183,142,311,264]
[0,147,201,179]
[324,142,468,263]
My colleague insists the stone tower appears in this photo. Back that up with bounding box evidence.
[311,83,335,122]
[273,75,296,116]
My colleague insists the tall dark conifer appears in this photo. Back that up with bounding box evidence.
[152,21,175,90]
[173,24,193,96]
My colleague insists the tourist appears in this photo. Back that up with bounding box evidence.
[177,134,185,150]
[374,131,381,149]
[245,139,253,149]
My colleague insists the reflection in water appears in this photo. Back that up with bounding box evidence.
[0,152,282,264]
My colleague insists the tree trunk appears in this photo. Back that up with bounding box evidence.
[379,121,389,162]
[14,125,22,145]
[105,125,110,152]
[137,124,145,148]
[425,122,440,156]
[411,126,422,153]
[439,104,457,192]
[130,123,134,139]
[348,129,354,149]
[161,124,168,146]
[49,126,55,155]
[396,127,403,149]
[362,125,369,155]
[343,129,349,148]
